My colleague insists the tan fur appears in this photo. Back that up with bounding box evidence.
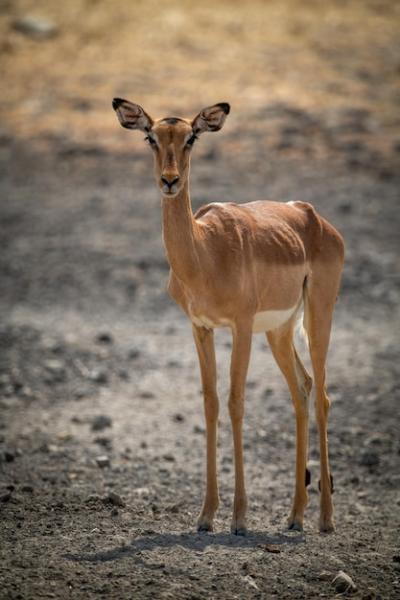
[113,99,345,534]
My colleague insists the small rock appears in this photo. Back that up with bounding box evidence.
[70,415,83,424]
[74,387,89,400]
[96,332,113,344]
[96,455,110,468]
[117,368,129,381]
[338,202,353,214]
[12,16,58,40]
[91,415,112,432]
[127,347,140,359]
[332,571,357,594]
[139,391,155,399]
[89,368,108,385]
[166,359,181,368]
[12,380,24,393]
[0,492,11,502]
[393,554,400,563]
[102,492,125,507]
[163,453,175,462]
[0,449,15,462]
[44,359,66,383]
[263,387,274,398]
[111,507,119,516]
[172,413,185,423]
[246,380,258,389]
[93,436,112,449]
[193,424,205,434]
[360,450,380,467]
[21,484,34,493]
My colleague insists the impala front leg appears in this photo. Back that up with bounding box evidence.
[229,321,252,535]
[192,325,219,532]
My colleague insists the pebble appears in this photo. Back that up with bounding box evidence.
[102,492,126,507]
[93,436,112,449]
[163,453,176,462]
[127,347,140,359]
[193,425,205,434]
[96,332,113,344]
[263,387,274,398]
[89,368,108,385]
[139,391,155,399]
[12,16,58,39]
[332,571,357,594]
[91,415,112,432]
[0,450,16,463]
[360,450,380,467]
[74,387,89,400]
[172,413,185,422]
[21,484,34,493]
[118,368,129,381]
[96,455,110,468]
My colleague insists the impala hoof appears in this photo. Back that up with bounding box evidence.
[319,520,335,534]
[197,525,213,533]
[231,525,247,536]
[197,519,214,533]
[288,521,303,532]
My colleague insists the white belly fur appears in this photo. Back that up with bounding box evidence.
[191,304,299,332]
[252,305,298,333]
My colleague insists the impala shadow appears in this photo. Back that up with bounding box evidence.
[64,530,305,565]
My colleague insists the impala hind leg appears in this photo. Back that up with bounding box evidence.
[229,321,252,535]
[192,325,219,532]
[304,264,342,533]
[267,325,312,531]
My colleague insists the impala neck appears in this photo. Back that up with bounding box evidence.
[161,180,199,284]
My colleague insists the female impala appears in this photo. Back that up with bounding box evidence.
[113,98,344,535]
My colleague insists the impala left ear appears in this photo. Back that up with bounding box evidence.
[191,102,230,134]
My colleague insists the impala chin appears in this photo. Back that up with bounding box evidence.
[161,186,180,197]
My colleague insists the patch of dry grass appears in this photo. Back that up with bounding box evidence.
[1,0,399,152]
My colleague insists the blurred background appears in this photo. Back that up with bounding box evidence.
[0,1,399,598]
[1,0,400,159]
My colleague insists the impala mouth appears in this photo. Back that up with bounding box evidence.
[161,187,179,197]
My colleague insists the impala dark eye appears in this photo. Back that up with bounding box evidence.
[144,135,157,148]
[186,133,198,147]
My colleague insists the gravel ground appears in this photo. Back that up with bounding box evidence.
[1,1,400,598]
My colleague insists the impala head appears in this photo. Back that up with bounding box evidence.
[112,98,230,197]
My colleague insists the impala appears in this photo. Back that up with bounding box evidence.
[113,98,344,534]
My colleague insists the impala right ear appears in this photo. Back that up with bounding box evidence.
[112,98,153,132]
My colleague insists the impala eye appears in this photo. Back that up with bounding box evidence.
[144,135,157,148]
[186,133,198,147]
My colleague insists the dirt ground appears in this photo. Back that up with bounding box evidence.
[1,1,400,599]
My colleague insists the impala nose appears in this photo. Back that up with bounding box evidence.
[161,175,180,191]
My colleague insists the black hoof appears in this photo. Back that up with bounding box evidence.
[288,522,303,532]
[231,526,247,536]
[197,523,213,533]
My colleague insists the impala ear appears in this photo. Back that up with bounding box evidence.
[112,98,153,132]
[191,102,230,134]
